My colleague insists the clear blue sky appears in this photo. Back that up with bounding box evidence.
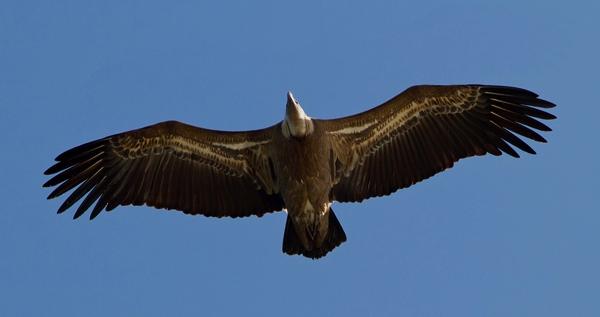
[1,1,598,316]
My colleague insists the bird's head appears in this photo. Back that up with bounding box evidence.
[282,91,313,139]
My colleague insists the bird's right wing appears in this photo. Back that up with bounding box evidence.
[44,120,283,219]
[322,85,556,203]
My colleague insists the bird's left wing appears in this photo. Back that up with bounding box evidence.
[44,120,283,219]
[321,85,556,203]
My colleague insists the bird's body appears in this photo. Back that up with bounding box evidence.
[272,111,347,257]
[44,85,556,259]
[273,123,335,251]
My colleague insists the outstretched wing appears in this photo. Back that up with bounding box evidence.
[44,120,283,219]
[323,85,556,202]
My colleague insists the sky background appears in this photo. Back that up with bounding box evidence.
[1,1,599,316]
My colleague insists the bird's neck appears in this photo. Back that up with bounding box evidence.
[282,102,314,139]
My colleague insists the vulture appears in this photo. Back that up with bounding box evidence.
[44,85,556,259]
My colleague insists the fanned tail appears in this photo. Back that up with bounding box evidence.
[282,208,347,259]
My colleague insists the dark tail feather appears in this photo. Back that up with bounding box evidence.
[282,208,347,259]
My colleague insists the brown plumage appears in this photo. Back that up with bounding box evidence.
[44,85,556,259]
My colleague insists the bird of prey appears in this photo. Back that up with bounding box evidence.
[44,85,556,259]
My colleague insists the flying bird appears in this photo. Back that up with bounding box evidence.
[44,85,556,259]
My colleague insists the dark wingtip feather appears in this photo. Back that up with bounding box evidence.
[507,95,556,109]
[44,161,66,175]
[507,150,520,158]
[508,135,536,155]
[535,98,556,109]
[57,200,72,214]
[72,206,86,219]
[494,139,520,158]
[43,172,70,188]
[44,161,75,175]
[89,197,109,220]
[483,85,539,98]
[55,139,106,161]
[47,188,64,200]
[483,86,556,109]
